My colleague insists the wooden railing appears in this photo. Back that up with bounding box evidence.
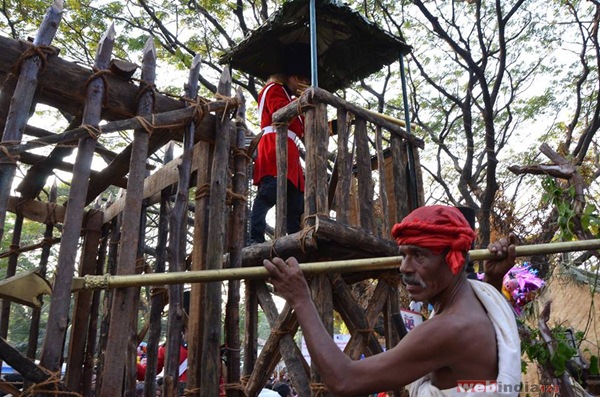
[272,86,425,239]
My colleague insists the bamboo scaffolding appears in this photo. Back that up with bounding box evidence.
[72,238,600,291]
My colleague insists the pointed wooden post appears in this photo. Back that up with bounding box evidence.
[41,21,114,382]
[101,35,158,397]
[163,53,201,397]
[224,87,248,397]
[0,0,63,243]
[200,67,232,397]
[143,142,173,397]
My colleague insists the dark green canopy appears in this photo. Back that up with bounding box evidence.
[219,0,412,92]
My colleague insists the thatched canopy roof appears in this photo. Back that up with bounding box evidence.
[219,0,412,92]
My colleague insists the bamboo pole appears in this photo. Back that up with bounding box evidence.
[72,238,600,291]
[73,256,401,291]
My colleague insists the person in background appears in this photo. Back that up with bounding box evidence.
[249,43,311,244]
[137,326,188,394]
[273,382,294,397]
[258,380,280,397]
[264,205,521,396]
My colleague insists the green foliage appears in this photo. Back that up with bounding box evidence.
[550,335,577,376]
[521,326,549,373]
[541,177,600,240]
[589,355,599,375]
[521,322,578,378]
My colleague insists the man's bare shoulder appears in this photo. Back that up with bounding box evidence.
[404,305,495,352]
[398,313,473,353]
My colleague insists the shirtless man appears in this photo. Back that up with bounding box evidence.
[264,205,521,396]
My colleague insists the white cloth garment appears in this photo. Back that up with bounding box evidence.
[408,280,521,397]
[258,388,281,397]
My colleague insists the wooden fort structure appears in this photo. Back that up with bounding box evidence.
[0,0,425,396]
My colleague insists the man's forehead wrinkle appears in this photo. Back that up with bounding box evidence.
[399,244,430,253]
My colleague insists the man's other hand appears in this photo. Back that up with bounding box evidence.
[483,233,518,292]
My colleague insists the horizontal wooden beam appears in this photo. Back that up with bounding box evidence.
[0,35,183,121]
[7,196,66,224]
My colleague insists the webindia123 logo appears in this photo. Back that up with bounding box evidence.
[457,380,560,393]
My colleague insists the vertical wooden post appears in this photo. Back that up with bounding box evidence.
[242,282,258,374]
[375,126,389,236]
[200,67,232,397]
[383,280,402,397]
[0,211,23,372]
[303,107,317,226]
[304,102,329,225]
[125,38,157,394]
[355,117,374,232]
[82,221,109,396]
[275,124,288,238]
[314,103,329,217]
[65,210,102,391]
[163,54,201,397]
[391,134,408,222]
[26,182,57,362]
[304,101,333,396]
[144,143,175,397]
[94,195,121,395]
[224,87,248,397]
[101,34,157,397]
[334,109,352,224]
[412,145,425,209]
[0,213,23,351]
[188,118,215,393]
[0,0,62,243]
[41,23,114,378]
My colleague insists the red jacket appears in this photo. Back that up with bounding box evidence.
[253,82,305,192]
[137,344,188,382]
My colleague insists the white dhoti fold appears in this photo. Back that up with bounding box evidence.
[408,280,521,397]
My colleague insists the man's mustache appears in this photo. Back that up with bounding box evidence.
[401,275,427,288]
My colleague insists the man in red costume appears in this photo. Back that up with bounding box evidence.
[264,205,522,396]
[249,45,311,244]
[137,327,188,386]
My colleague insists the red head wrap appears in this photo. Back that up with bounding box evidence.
[391,205,476,275]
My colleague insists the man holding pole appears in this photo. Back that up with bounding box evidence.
[264,205,522,396]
